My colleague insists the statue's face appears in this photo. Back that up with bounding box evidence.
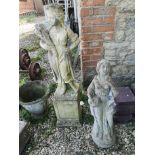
[99,63,110,79]
[47,12,56,25]
[47,11,64,26]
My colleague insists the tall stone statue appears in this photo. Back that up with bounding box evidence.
[35,4,79,95]
[87,59,118,148]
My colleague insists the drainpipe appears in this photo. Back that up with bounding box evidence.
[33,0,36,11]
[72,0,78,23]
[64,0,70,26]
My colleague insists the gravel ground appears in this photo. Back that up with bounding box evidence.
[22,101,135,155]
[19,17,135,155]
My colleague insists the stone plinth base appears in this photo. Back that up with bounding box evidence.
[53,89,81,127]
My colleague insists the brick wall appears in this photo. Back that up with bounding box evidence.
[79,0,116,84]
[78,0,135,86]
[19,0,35,14]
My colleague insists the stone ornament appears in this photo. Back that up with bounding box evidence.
[87,59,118,148]
[35,4,80,95]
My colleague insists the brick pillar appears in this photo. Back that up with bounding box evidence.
[79,0,116,85]
[19,0,35,14]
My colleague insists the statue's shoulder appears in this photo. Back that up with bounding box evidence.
[94,76,101,85]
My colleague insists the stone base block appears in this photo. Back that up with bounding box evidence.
[114,114,133,123]
[53,89,81,127]
[57,119,81,127]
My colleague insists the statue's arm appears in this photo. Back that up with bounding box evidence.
[108,80,118,98]
[87,79,100,106]
[66,26,80,51]
[35,24,56,52]
[39,40,55,51]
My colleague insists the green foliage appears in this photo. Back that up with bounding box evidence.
[49,83,57,94]
[82,113,94,125]
[31,55,42,62]
[19,33,40,52]
[19,14,37,25]
[19,104,56,124]
[41,68,47,78]
[79,90,88,103]
[19,107,31,121]
[31,48,46,61]
[25,44,40,52]
[19,78,26,87]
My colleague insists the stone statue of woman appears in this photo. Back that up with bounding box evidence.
[35,4,79,95]
[87,59,118,148]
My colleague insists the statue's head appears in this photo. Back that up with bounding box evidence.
[96,59,111,78]
[44,4,64,26]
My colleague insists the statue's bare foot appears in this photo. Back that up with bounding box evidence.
[54,83,66,95]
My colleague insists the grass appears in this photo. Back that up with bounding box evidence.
[19,14,37,25]
[19,103,56,124]
[19,74,29,87]
[19,33,40,52]
[31,48,47,61]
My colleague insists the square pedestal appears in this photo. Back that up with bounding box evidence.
[114,87,135,123]
[53,89,81,127]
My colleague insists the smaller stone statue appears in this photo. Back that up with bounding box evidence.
[87,59,118,148]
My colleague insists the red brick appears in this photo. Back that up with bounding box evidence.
[93,7,116,16]
[81,34,102,41]
[92,25,114,32]
[80,8,93,17]
[82,48,102,55]
[80,0,93,7]
[83,61,98,67]
[81,27,92,33]
[81,0,105,6]
[104,32,114,41]
[93,0,105,6]
[82,55,90,61]
[90,55,101,60]
[81,42,89,48]
[81,41,103,48]
[81,25,114,33]
[82,16,114,25]
[82,66,96,72]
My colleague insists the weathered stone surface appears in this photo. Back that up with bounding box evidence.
[118,0,135,13]
[126,17,135,29]
[104,49,116,56]
[128,42,135,50]
[112,75,135,87]
[123,54,135,65]
[116,18,126,30]
[87,59,117,148]
[105,0,135,12]
[105,0,122,6]
[103,0,135,85]
[125,29,135,41]
[19,121,30,155]
[104,42,129,49]
[35,4,80,95]
[112,65,129,75]
[53,89,81,127]
[115,30,125,42]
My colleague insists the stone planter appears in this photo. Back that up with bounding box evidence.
[19,80,50,118]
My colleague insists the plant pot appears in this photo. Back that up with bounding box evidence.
[19,80,50,118]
